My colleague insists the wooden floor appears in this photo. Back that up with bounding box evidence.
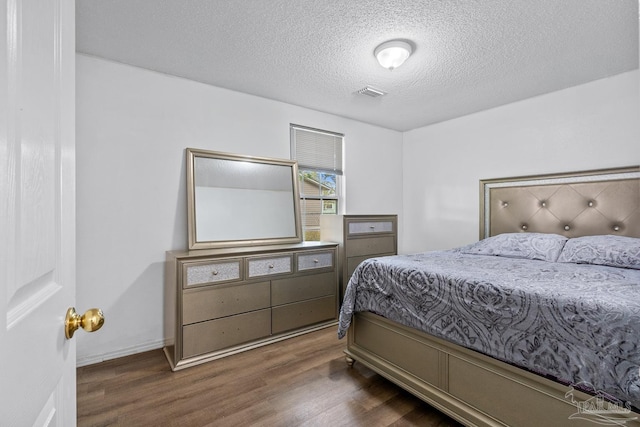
[77,326,462,427]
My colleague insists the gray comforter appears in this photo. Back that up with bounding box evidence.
[338,250,640,408]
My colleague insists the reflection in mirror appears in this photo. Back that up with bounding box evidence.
[187,148,302,250]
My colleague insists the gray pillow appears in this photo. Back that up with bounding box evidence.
[460,232,568,262]
[557,235,640,270]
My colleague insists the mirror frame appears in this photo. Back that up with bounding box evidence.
[186,148,303,250]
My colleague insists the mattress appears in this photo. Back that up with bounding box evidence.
[338,248,640,409]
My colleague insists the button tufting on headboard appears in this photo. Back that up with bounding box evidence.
[480,166,640,239]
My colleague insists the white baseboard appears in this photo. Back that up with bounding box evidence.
[76,338,169,367]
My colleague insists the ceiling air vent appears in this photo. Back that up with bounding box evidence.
[356,86,387,97]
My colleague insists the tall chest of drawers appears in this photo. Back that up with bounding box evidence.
[164,242,338,370]
[320,214,398,299]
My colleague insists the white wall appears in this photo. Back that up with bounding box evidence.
[402,70,639,254]
[77,53,638,365]
[75,54,403,365]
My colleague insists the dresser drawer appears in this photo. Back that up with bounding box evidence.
[184,259,242,287]
[182,281,270,325]
[297,250,334,271]
[345,236,396,257]
[247,255,292,278]
[272,295,336,334]
[347,220,394,235]
[182,309,271,358]
[271,271,336,306]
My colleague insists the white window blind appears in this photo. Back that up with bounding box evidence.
[290,125,343,175]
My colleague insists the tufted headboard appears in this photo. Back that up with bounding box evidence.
[480,166,640,239]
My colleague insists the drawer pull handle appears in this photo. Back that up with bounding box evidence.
[211,270,218,276]
[313,259,319,263]
[268,264,274,269]
[369,226,375,229]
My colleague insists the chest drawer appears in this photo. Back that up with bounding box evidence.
[347,220,394,235]
[297,250,334,271]
[182,281,270,325]
[346,253,395,282]
[345,235,396,258]
[247,254,292,277]
[184,259,242,287]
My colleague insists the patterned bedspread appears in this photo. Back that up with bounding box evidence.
[338,250,640,408]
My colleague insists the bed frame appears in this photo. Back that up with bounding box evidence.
[344,166,640,427]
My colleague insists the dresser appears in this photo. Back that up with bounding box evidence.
[320,214,398,298]
[164,241,339,370]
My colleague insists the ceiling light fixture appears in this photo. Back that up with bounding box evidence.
[374,40,412,70]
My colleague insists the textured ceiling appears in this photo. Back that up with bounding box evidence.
[76,0,639,132]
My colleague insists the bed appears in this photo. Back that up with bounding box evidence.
[338,166,640,427]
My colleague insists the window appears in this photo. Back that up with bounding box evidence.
[290,124,343,241]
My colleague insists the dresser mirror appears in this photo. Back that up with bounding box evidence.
[187,148,303,250]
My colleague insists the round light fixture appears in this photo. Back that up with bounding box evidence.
[374,40,412,70]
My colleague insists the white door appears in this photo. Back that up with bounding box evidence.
[0,0,77,425]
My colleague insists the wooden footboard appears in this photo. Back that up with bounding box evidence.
[346,312,640,427]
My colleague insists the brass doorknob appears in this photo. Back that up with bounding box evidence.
[65,307,105,339]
